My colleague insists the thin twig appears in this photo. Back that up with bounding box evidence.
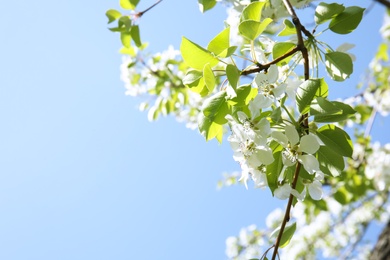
[375,0,390,9]
[137,0,163,17]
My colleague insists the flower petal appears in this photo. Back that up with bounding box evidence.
[285,125,299,146]
[272,131,289,148]
[274,183,291,200]
[299,134,320,154]
[298,154,320,174]
[267,65,279,83]
[308,180,323,200]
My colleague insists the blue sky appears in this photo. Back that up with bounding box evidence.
[0,1,387,260]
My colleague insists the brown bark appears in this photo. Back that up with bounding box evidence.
[370,221,390,260]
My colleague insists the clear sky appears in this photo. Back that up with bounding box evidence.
[0,1,387,260]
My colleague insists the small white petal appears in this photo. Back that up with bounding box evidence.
[299,134,320,154]
[237,111,248,123]
[256,118,271,137]
[274,184,291,200]
[254,147,274,165]
[273,83,286,99]
[255,73,269,88]
[308,180,323,200]
[285,125,299,146]
[291,188,306,201]
[272,131,289,148]
[267,65,279,83]
[298,154,320,174]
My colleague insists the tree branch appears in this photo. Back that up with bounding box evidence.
[375,0,390,9]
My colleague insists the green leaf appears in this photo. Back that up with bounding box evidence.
[226,64,240,89]
[278,19,296,36]
[228,84,257,106]
[130,25,142,47]
[180,37,219,70]
[266,151,283,194]
[270,223,296,248]
[310,97,341,116]
[120,0,140,10]
[198,0,217,13]
[272,42,296,65]
[241,1,266,21]
[106,9,122,24]
[239,18,272,41]
[313,100,356,122]
[376,43,389,61]
[218,46,238,58]
[198,113,224,143]
[296,78,328,114]
[317,146,345,176]
[329,6,365,34]
[120,32,132,48]
[317,124,353,157]
[119,16,132,31]
[314,2,345,25]
[202,91,229,124]
[325,51,353,81]
[207,27,230,56]
[203,63,216,92]
[183,70,203,85]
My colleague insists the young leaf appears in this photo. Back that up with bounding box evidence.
[203,63,216,92]
[106,9,122,24]
[207,27,230,56]
[317,146,345,176]
[130,25,142,47]
[202,91,229,124]
[228,84,257,106]
[239,18,272,41]
[266,151,283,194]
[317,124,353,157]
[198,0,217,13]
[183,70,203,85]
[329,6,365,34]
[181,37,219,70]
[296,78,328,114]
[325,51,353,81]
[241,1,266,21]
[270,222,297,248]
[278,19,296,36]
[198,113,224,143]
[120,0,140,10]
[314,2,345,25]
[226,64,240,89]
[310,97,342,116]
[313,100,356,122]
[120,32,132,48]
[272,42,296,65]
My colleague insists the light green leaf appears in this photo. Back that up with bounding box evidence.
[266,151,283,194]
[198,113,224,143]
[329,6,365,34]
[270,222,297,248]
[317,124,353,157]
[130,25,142,47]
[226,64,240,89]
[106,9,122,24]
[315,2,345,25]
[120,32,132,48]
[376,43,389,61]
[317,146,345,176]
[272,42,296,65]
[198,0,217,13]
[325,51,353,81]
[186,77,208,96]
[119,16,132,31]
[334,186,352,205]
[278,19,296,36]
[241,1,266,21]
[120,0,140,10]
[239,18,272,41]
[208,27,230,56]
[180,37,219,70]
[202,91,229,124]
[183,70,203,85]
[203,63,216,92]
[296,78,328,114]
[228,84,256,106]
[218,46,238,58]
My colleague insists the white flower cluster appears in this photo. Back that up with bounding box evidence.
[365,142,390,191]
[227,65,323,200]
